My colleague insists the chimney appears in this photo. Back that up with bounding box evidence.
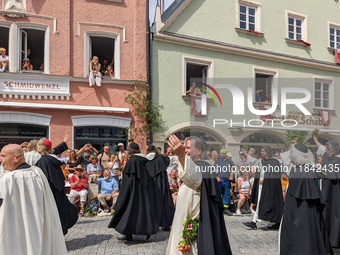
[160,0,165,14]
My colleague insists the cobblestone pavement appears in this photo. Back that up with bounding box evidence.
[66,215,340,255]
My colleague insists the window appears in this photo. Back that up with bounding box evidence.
[20,28,45,71]
[74,126,127,151]
[288,17,303,40]
[182,56,214,96]
[286,12,307,42]
[0,123,48,145]
[90,36,115,77]
[239,4,256,31]
[0,27,9,53]
[254,73,273,102]
[84,31,120,79]
[314,81,330,109]
[330,26,340,49]
[186,63,208,93]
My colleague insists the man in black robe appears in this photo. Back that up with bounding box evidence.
[314,136,340,248]
[279,143,333,255]
[108,143,158,241]
[243,146,284,230]
[146,145,175,231]
[167,135,232,255]
[35,138,78,235]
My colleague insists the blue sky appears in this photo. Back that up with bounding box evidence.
[149,0,174,24]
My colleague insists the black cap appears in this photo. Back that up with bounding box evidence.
[147,145,156,152]
[294,143,308,153]
[129,142,140,151]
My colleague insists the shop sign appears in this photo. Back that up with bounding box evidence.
[270,110,323,126]
[0,76,70,99]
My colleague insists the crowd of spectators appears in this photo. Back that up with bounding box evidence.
[13,137,301,218]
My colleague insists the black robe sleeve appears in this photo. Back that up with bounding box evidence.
[53,142,68,155]
[35,155,65,191]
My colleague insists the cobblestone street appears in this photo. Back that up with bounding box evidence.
[65,215,340,255]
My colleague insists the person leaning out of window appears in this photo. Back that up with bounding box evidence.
[22,58,33,70]
[89,56,102,87]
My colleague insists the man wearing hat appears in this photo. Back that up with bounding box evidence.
[215,148,234,215]
[68,165,89,215]
[117,143,128,161]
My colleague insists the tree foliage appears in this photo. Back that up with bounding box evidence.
[286,130,308,145]
[125,76,166,140]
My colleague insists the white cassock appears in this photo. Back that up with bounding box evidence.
[166,155,202,255]
[0,165,8,175]
[24,150,41,166]
[0,166,68,255]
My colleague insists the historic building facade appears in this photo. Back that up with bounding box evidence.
[151,0,340,157]
[0,0,148,150]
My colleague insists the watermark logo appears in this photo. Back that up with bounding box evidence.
[196,82,222,115]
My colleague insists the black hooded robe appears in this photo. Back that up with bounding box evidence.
[35,155,78,235]
[196,161,232,255]
[321,153,340,248]
[258,158,284,224]
[280,165,333,255]
[146,154,175,228]
[249,169,260,205]
[108,155,159,235]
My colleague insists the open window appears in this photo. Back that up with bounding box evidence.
[20,28,45,71]
[89,36,115,77]
[0,27,9,53]
[85,31,120,79]
[254,73,273,103]
[186,63,209,95]
[182,56,214,96]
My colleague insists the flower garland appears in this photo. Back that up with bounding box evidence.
[177,216,198,253]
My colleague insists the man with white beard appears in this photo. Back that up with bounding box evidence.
[0,144,67,255]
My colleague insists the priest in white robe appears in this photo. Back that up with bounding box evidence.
[166,135,232,255]
[0,144,68,255]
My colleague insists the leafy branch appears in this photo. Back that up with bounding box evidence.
[125,76,166,141]
[286,130,308,145]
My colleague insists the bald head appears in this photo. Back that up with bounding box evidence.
[0,144,26,171]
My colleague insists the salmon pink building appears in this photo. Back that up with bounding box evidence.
[0,0,148,150]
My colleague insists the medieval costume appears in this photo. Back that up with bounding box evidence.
[244,147,284,229]
[280,143,333,255]
[317,142,340,248]
[36,153,78,235]
[146,152,175,229]
[166,156,232,255]
[0,163,68,255]
[108,143,158,240]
